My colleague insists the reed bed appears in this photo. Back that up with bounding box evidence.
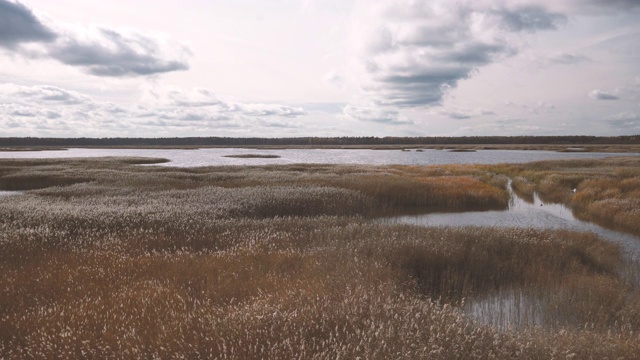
[489,157,640,236]
[0,158,638,358]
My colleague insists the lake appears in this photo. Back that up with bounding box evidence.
[0,147,636,167]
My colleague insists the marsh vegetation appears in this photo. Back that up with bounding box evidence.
[491,157,640,236]
[0,157,638,358]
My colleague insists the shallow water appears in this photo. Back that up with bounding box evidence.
[381,181,640,329]
[381,181,640,258]
[0,148,636,167]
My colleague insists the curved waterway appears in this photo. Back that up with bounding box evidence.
[380,181,640,329]
[381,180,640,259]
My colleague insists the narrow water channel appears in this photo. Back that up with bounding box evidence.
[380,180,640,330]
[382,180,640,259]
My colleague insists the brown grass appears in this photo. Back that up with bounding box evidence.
[0,158,638,358]
[488,157,640,235]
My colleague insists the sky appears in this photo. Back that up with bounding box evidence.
[0,0,639,138]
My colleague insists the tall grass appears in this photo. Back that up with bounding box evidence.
[0,158,638,358]
[488,157,640,235]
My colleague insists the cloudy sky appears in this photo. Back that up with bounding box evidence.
[0,0,639,138]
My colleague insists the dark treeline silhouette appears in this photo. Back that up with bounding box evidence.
[0,135,638,147]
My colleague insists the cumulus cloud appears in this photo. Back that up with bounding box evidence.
[145,87,223,107]
[0,0,55,48]
[351,0,567,109]
[0,83,307,135]
[143,86,306,117]
[0,0,190,76]
[588,89,619,100]
[48,27,190,77]
[0,83,90,105]
[231,103,306,118]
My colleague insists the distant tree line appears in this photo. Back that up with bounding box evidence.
[0,135,638,147]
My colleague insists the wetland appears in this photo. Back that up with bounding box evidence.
[0,155,639,358]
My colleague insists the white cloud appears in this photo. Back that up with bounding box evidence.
[350,0,567,108]
[0,83,307,136]
[0,83,91,105]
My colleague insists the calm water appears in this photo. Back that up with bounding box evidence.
[0,148,636,167]
[381,181,640,258]
[381,181,640,329]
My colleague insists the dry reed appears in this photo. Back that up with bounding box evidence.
[0,158,638,358]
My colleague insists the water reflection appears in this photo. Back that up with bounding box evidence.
[0,148,636,167]
[381,181,640,258]
[381,181,640,330]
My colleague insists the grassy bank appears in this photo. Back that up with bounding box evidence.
[0,158,638,358]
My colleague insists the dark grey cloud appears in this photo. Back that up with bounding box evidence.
[48,27,190,77]
[0,1,190,77]
[0,0,55,48]
[588,89,620,100]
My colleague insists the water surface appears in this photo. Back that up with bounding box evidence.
[0,148,635,167]
[381,181,640,258]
